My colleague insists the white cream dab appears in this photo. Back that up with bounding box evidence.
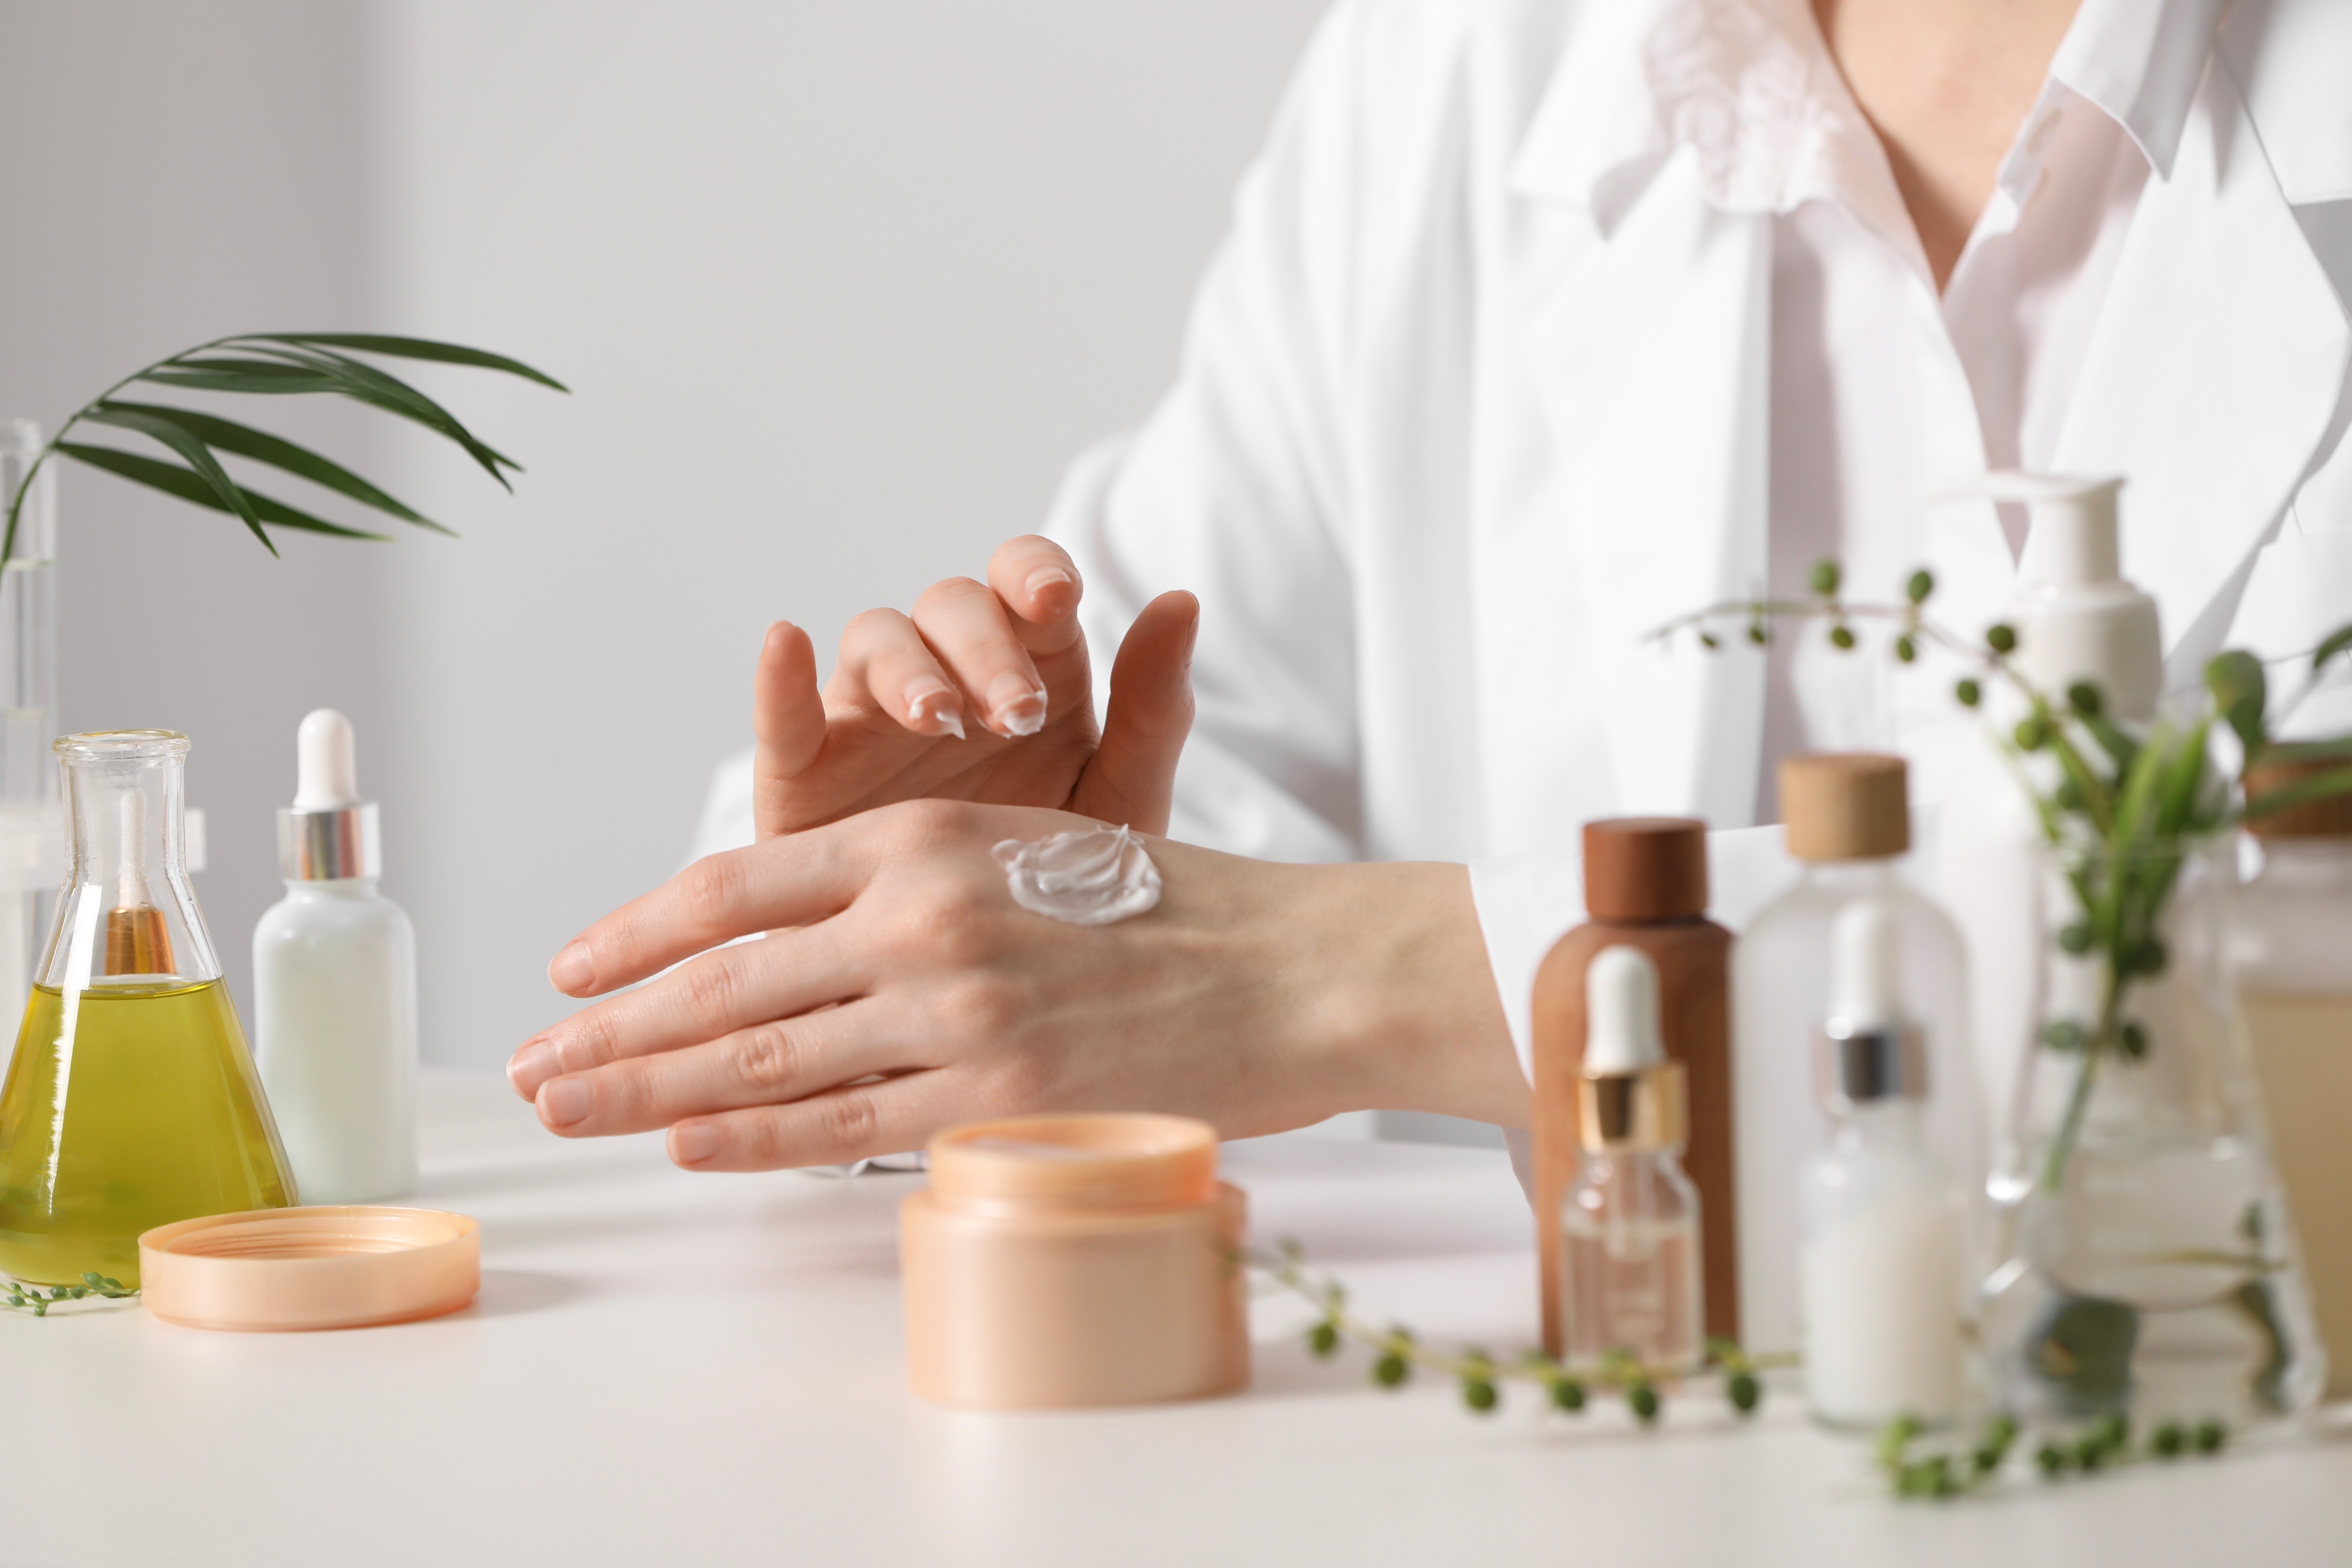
[992,824,1163,926]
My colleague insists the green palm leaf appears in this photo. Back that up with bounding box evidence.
[2,331,564,565]
[91,400,448,534]
[77,403,271,551]
[232,342,522,487]
[139,363,340,395]
[254,334,568,392]
[57,444,391,541]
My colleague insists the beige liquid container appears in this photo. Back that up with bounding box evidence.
[2236,755,2352,1400]
[900,1113,1249,1409]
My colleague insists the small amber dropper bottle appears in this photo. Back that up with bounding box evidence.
[1532,818,1735,1353]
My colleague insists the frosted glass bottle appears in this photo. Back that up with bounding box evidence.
[1734,755,1978,1358]
[252,710,417,1203]
[2233,757,2352,1400]
[1800,901,1966,1428]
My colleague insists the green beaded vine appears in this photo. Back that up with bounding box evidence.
[1251,1239,1780,1423]
[1878,1411,2231,1500]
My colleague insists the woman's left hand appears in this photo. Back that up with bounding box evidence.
[504,799,1526,1169]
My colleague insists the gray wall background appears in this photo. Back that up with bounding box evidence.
[0,0,1328,1069]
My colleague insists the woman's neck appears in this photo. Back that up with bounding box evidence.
[1811,0,2084,290]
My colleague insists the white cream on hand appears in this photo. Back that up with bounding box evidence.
[993,824,1162,925]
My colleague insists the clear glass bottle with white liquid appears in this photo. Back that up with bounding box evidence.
[1801,899,1966,1428]
[1558,946,1703,1372]
[1734,754,1977,1360]
[252,709,418,1202]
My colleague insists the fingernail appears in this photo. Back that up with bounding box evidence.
[671,1122,720,1166]
[550,940,595,993]
[507,1040,554,1097]
[538,1076,592,1128]
[987,672,1047,736]
[904,677,966,740]
[1023,566,1073,607]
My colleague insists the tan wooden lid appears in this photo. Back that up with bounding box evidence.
[1780,753,1911,862]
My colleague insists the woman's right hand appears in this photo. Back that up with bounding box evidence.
[750,534,1199,837]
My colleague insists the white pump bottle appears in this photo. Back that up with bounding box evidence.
[252,709,419,1202]
[1936,473,2163,1138]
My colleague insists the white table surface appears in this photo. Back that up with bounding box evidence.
[5,1070,2347,1567]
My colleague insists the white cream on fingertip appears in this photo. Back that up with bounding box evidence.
[905,680,967,740]
[995,690,1047,737]
[993,825,1162,925]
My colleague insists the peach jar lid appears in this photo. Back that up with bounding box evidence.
[926,1113,1219,1213]
[139,1205,481,1332]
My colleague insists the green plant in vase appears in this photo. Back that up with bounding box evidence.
[1654,565,2352,1428]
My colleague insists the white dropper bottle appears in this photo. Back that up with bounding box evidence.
[1800,899,1966,1429]
[252,709,419,1202]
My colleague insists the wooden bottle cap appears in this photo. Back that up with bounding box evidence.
[1581,817,1709,921]
[2245,752,2352,839]
[1779,753,1910,862]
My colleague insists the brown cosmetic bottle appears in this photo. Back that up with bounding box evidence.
[1532,818,1737,1353]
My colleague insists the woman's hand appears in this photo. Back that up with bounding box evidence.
[505,799,1527,1168]
[753,535,1199,837]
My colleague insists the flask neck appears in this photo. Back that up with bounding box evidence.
[47,732,218,988]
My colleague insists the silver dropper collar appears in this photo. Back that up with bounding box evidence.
[280,802,379,880]
[1816,1017,1928,1112]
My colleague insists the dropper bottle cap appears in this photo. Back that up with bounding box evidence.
[1955,471,2163,722]
[1779,754,1910,862]
[278,709,382,881]
[1578,946,1688,1151]
[1816,899,1927,1111]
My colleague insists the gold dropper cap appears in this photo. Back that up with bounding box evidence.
[1578,1061,1688,1152]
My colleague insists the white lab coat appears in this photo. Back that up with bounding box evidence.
[1041,0,2352,1068]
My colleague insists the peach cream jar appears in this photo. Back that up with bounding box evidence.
[900,1113,1249,1409]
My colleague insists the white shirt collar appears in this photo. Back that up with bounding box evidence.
[2050,0,2230,180]
[1513,0,2228,228]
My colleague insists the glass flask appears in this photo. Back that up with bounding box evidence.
[1980,840,2324,1426]
[2231,759,2352,1400]
[0,421,61,1042]
[0,731,294,1287]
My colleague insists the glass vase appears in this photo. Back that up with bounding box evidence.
[1979,838,2325,1426]
[0,420,61,1043]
